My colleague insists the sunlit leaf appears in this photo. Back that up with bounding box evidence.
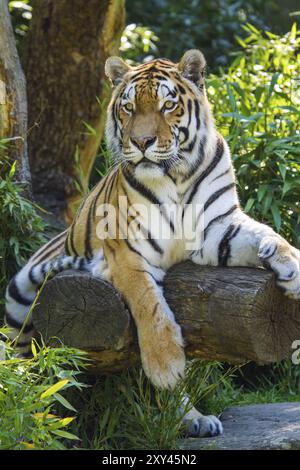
[21,441,34,449]
[40,379,69,400]
[59,417,76,427]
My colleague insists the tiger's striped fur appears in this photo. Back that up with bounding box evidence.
[5,50,300,437]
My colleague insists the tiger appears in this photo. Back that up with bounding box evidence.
[5,49,300,438]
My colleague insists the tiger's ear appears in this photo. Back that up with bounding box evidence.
[178,50,206,89]
[105,56,131,86]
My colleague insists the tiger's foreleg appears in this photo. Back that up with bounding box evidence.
[104,242,185,389]
[214,211,300,298]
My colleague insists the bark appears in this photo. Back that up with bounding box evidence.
[32,262,300,373]
[25,0,125,221]
[0,0,31,193]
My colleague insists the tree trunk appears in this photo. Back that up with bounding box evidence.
[25,0,125,222]
[0,0,31,193]
[32,262,300,373]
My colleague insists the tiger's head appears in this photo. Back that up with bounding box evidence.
[105,50,214,180]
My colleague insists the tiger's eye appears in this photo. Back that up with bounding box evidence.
[163,100,176,111]
[124,103,133,112]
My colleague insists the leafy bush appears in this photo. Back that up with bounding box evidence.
[9,0,300,70]
[207,24,300,245]
[126,0,284,68]
[0,334,88,450]
[0,154,46,320]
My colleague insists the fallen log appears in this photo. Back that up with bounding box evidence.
[32,262,300,372]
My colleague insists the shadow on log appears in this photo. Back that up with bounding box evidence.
[33,262,300,373]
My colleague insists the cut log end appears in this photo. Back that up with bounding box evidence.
[32,262,300,373]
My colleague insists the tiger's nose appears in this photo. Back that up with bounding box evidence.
[130,136,157,151]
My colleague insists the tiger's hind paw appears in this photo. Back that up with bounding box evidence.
[184,414,223,438]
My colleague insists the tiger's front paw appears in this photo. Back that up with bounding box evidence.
[258,236,300,299]
[140,319,185,390]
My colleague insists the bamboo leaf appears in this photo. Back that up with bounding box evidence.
[59,417,76,427]
[53,393,77,412]
[266,73,280,102]
[244,198,255,213]
[271,205,281,232]
[51,429,80,440]
[278,164,286,181]
[40,379,69,400]
[290,22,297,40]
[31,341,37,358]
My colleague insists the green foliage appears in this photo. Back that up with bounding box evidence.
[0,334,88,450]
[200,360,300,416]
[207,24,300,244]
[126,0,283,68]
[66,361,236,450]
[0,154,46,320]
[0,331,239,451]
[120,23,159,64]
[0,162,45,273]
[267,360,300,397]
[8,0,32,52]
[10,1,299,71]
[0,139,11,177]
[0,162,45,287]
[9,1,32,32]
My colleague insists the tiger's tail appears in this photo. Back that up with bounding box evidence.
[4,254,89,356]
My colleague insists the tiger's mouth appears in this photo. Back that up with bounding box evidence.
[135,155,173,169]
[136,156,159,166]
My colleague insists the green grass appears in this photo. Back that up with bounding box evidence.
[201,361,300,417]
[62,360,238,450]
